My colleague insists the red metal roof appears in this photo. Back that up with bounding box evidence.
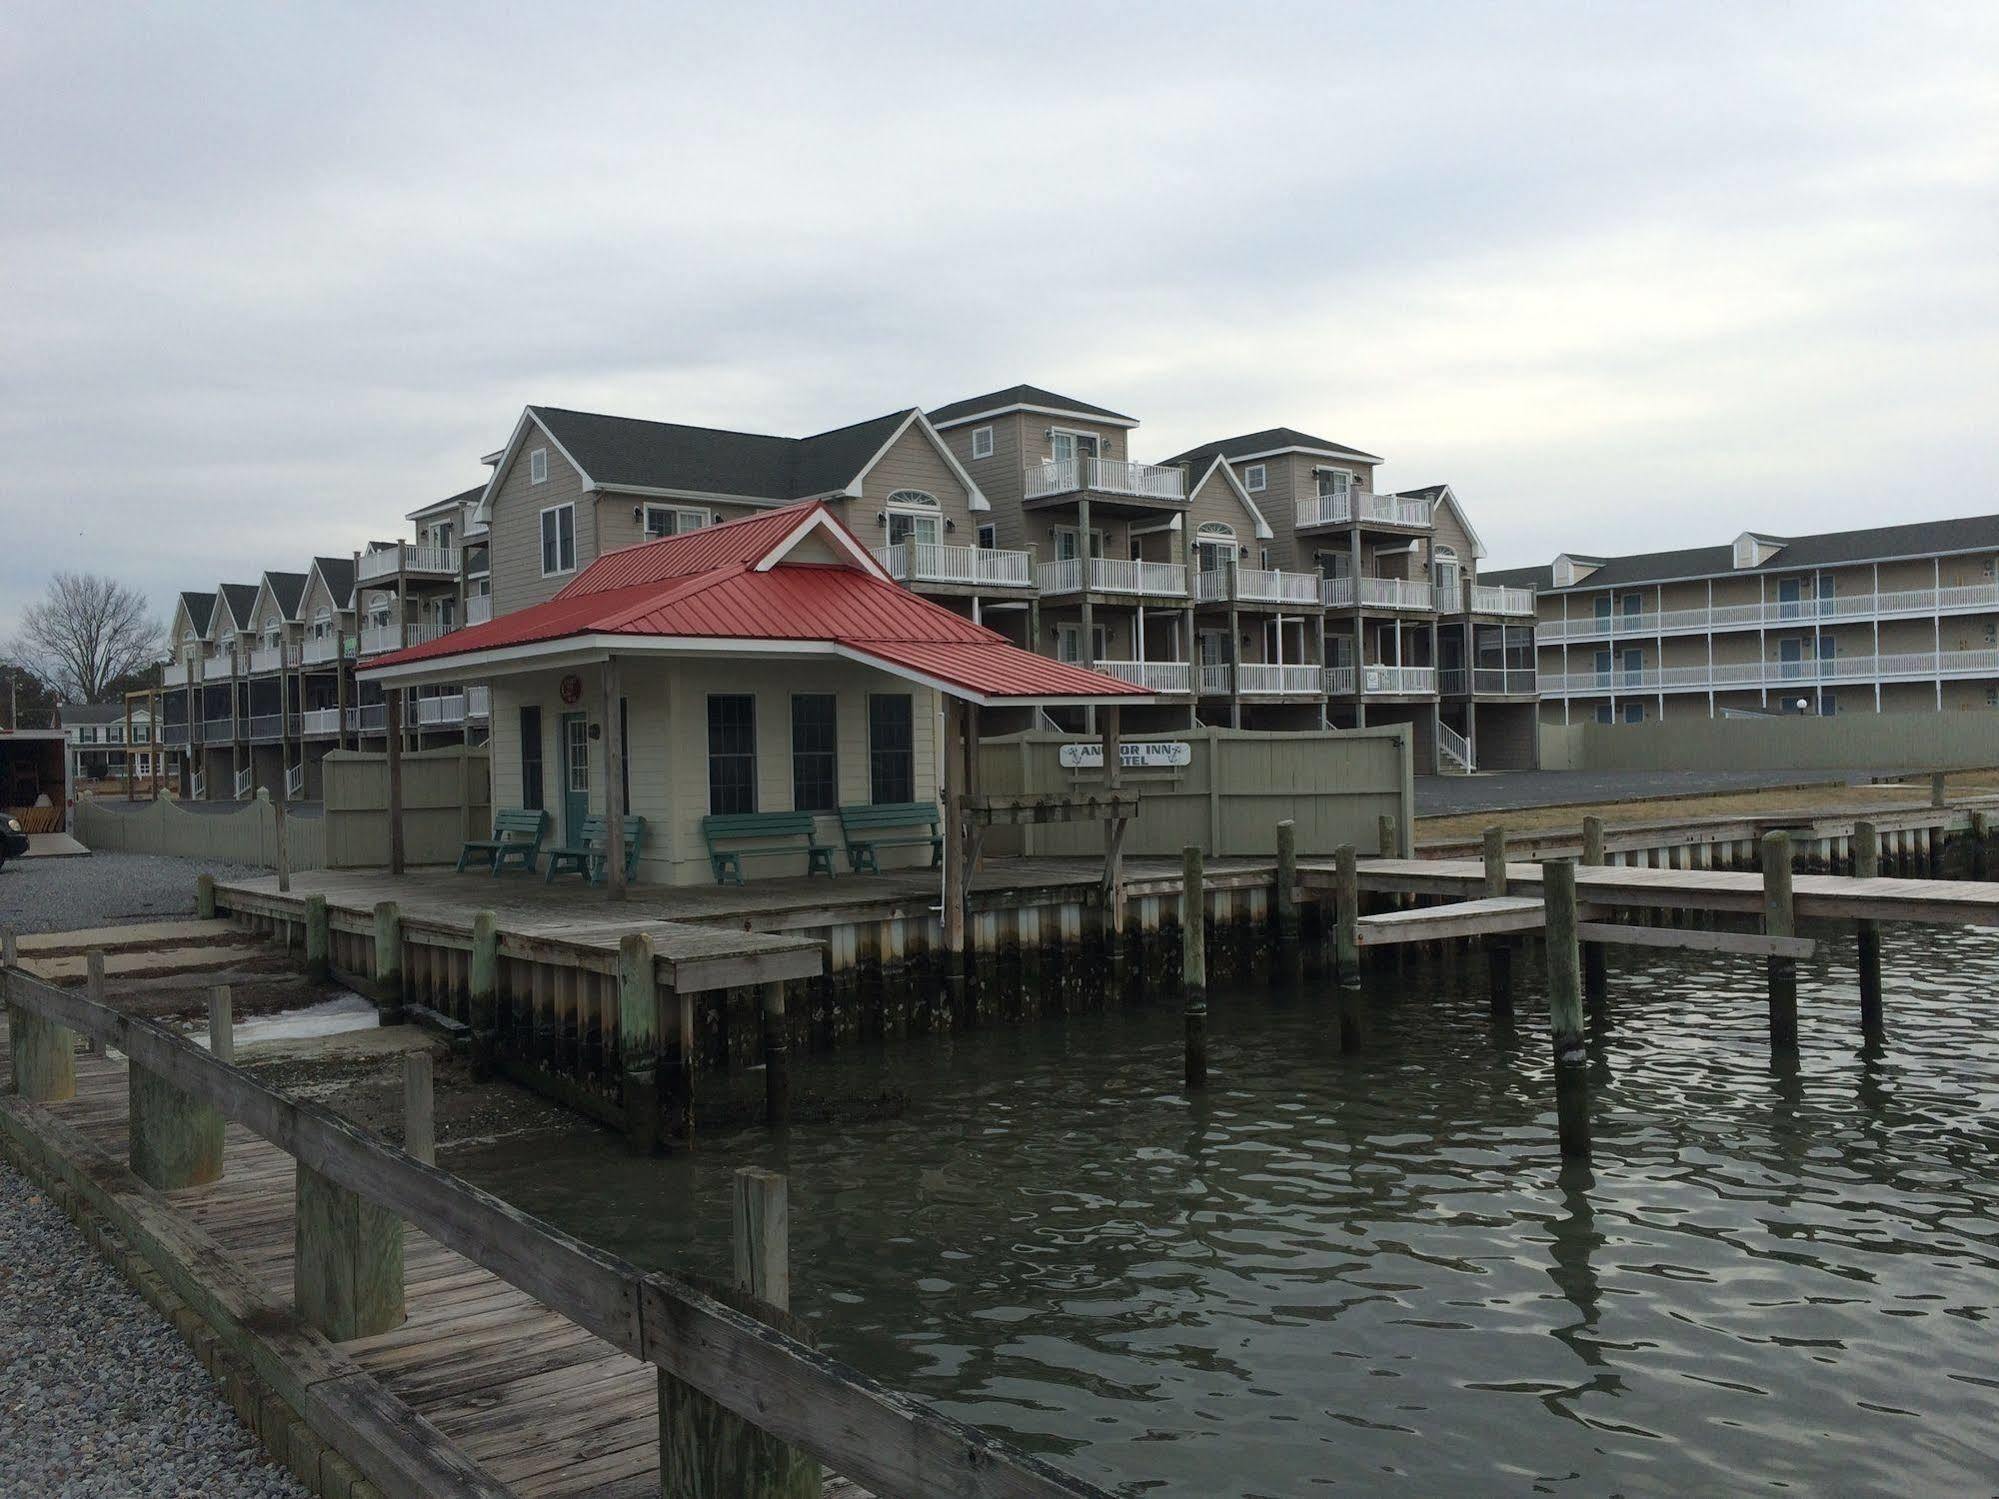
[362,503,1146,703]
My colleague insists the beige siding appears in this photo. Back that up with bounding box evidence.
[594,497,768,561]
[858,423,978,528]
[488,420,593,617]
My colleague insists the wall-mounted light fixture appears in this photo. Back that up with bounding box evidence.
[945,518,956,533]
[876,512,888,528]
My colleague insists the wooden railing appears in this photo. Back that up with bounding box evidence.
[0,964,1109,1499]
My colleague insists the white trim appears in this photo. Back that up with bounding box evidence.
[1200,442,1385,466]
[1192,455,1274,540]
[930,401,1138,432]
[474,408,598,526]
[1242,462,1267,493]
[593,483,791,505]
[846,409,991,512]
[641,502,711,539]
[751,507,894,581]
[530,447,549,485]
[539,501,577,578]
[1421,485,1487,560]
[970,425,994,460]
[1535,539,1999,596]
[356,630,1155,707]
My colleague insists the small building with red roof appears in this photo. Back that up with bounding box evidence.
[358,502,1150,886]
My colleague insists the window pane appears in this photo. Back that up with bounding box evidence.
[708,695,757,814]
[559,507,575,570]
[790,694,837,813]
[868,694,914,805]
[519,707,543,811]
[541,510,555,573]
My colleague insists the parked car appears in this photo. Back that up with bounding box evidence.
[0,813,26,868]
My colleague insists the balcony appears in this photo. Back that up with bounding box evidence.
[1295,490,1432,530]
[1440,583,1536,616]
[301,634,342,665]
[468,685,489,719]
[202,715,235,740]
[1321,575,1435,611]
[1540,648,1999,697]
[357,542,460,584]
[247,713,284,741]
[877,541,1033,590]
[248,643,298,674]
[416,693,469,726]
[1441,667,1539,695]
[301,708,342,737]
[163,659,201,688]
[1539,580,1999,642]
[1235,663,1324,695]
[465,594,493,626]
[358,621,442,656]
[160,722,192,746]
[1090,660,1191,693]
[1193,566,1321,607]
[1024,457,1186,504]
[1036,557,1189,600]
[1362,665,1438,694]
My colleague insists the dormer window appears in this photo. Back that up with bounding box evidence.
[1732,532,1785,569]
[530,447,549,485]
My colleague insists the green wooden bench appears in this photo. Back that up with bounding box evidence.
[838,802,943,874]
[544,814,648,885]
[701,811,834,885]
[456,808,548,875]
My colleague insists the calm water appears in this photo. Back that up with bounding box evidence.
[451,923,1999,1496]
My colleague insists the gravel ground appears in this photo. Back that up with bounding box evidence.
[0,852,262,935]
[0,1161,309,1498]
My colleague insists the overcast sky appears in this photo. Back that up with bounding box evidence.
[4,2,1994,640]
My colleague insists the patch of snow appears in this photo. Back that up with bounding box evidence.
[186,991,378,1048]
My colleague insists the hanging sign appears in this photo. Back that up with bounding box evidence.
[558,674,583,705]
[1059,740,1191,770]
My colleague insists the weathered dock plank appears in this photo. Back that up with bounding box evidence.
[1355,895,1547,947]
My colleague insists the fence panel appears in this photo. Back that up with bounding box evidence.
[324,747,491,868]
[74,790,327,871]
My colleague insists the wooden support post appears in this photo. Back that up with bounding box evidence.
[1334,843,1362,1051]
[274,787,290,895]
[294,1163,404,1341]
[1482,825,1512,1016]
[1853,821,1883,1039]
[195,873,216,920]
[1580,815,1607,1006]
[942,697,967,966]
[761,980,789,1126]
[1377,813,1397,858]
[660,1169,819,1498]
[303,893,329,980]
[402,1051,435,1165]
[1182,844,1206,1090]
[1100,705,1124,936]
[469,910,498,1081]
[618,932,661,1155]
[1761,831,1798,1051]
[385,688,405,875]
[6,930,76,1102]
[1274,818,1300,988]
[674,989,696,1150]
[210,985,233,1062]
[372,900,403,1024]
[603,655,627,901]
[1542,859,1590,1159]
[1930,770,1947,809]
[85,948,106,1055]
[129,1048,225,1189]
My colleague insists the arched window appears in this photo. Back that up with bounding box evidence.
[885,490,941,547]
[1194,521,1237,574]
[312,607,331,641]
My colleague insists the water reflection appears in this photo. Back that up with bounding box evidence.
[452,919,1999,1497]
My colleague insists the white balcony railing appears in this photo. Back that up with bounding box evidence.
[1036,557,1189,599]
[357,620,442,656]
[1238,663,1324,695]
[1540,581,1999,642]
[1199,664,1231,695]
[1362,665,1438,694]
[1294,491,1432,529]
[300,708,342,737]
[1470,584,1537,616]
[465,594,493,626]
[1323,666,1356,695]
[248,643,296,674]
[1024,457,1187,502]
[1090,660,1192,693]
[358,542,460,583]
[301,634,342,664]
[1540,648,1999,696]
[1320,576,1435,610]
[163,660,199,688]
[876,541,1033,589]
[417,693,467,726]
[1194,566,1321,606]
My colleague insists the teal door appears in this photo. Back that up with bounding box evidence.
[560,712,590,845]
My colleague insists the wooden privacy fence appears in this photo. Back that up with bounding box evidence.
[75,789,325,871]
[325,747,490,869]
[0,961,1108,1499]
[1540,708,1999,774]
[978,726,1413,859]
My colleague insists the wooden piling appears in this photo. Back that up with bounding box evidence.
[618,932,660,1155]
[1761,831,1798,1051]
[1182,845,1206,1090]
[1377,813,1397,858]
[761,980,789,1126]
[1931,771,1947,809]
[6,934,75,1102]
[130,980,225,1190]
[209,986,233,1062]
[294,1163,405,1341]
[402,1052,435,1166]
[195,873,216,920]
[660,1168,820,1498]
[674,990,696,1148]
[1334,843,1362,1052]
[1274,819,1300,987]
[372,900,403,1024]
[1483,826,1512,1016]
[1854,821,1883,1038]
[1579,816,1608,1005]
[303,893,329,980]
[469,909,498,1079]
[1541,859,1590,1159]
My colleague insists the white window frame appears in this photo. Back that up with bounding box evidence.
[970,426,994,460]
[540,502,577,577]
[976,523,997,550]
[530,447,549,485]
[1051,525,1106,562]
[643,503,711,540]
[1243,462,1267,493]
[1049,428,1101,463]
[1055,622,1109,664]
[885,490,942,549]
[1315,466,1354,499]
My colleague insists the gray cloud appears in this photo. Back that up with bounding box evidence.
[3,0,1993,634]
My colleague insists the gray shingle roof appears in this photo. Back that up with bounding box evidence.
[264,571,308,620]
[59,702,129,725]
[311,557,355,610]
[530,406,915,500]
[1394,483,1448,502]
[926,384,1135,428]
[1164,426,1383,468]
[178,591,216,636]
[216,584,261,631]
[1537,512,1999,592]
[1477,563,1553,592]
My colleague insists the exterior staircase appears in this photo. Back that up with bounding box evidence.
[1438,719,1475,773]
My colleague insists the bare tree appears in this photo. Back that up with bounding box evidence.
[14,572,162,703]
